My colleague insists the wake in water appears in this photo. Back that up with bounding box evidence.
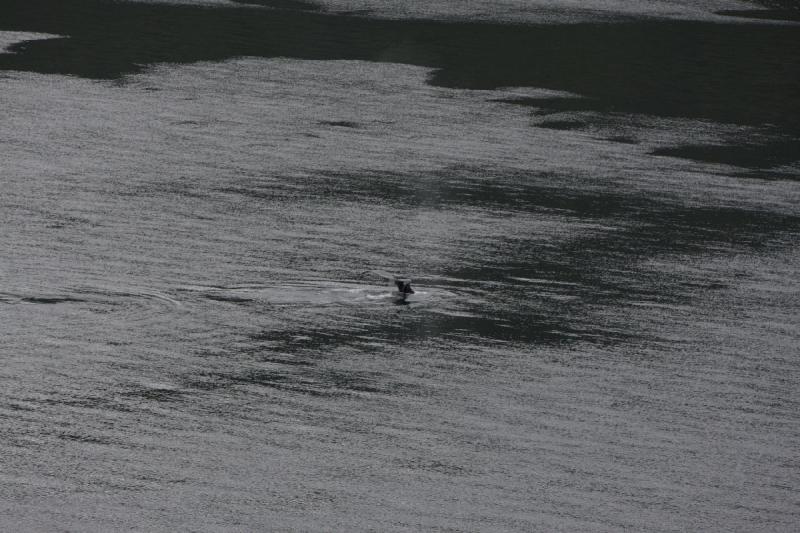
[180,278,435,307]
[0,276,476,319]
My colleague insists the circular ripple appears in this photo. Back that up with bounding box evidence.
[0,285,183,325]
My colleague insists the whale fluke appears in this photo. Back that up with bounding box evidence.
[394,278,414,295]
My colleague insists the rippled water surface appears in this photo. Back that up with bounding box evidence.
[1,1,799,531]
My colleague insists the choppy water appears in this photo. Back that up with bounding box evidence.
[1,1,799,531]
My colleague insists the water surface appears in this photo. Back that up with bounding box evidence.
[1,1,799,531]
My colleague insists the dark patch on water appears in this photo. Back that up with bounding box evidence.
[319,120,361,128]
[439,197,800,345]
[21,296,86,304]
[651,138,800,173]
[718,9,800,21]
[1,1,798,131]
[203,293,253,304]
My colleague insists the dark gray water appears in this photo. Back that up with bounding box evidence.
[1,1,799,530]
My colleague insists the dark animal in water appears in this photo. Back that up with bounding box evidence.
[395,278,414,295]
